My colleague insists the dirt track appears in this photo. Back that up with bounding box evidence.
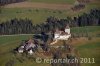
[4,2,72,10]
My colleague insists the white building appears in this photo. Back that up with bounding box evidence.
[28,49,33,55]
[54,25,71,40]
[18,45,25,53]
[50,25,71,45]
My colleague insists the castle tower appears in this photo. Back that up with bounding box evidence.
[65,25,70,34]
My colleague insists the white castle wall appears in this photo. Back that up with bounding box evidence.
[54,28,71,40]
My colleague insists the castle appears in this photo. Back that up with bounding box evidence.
[50,25,71,45]
[54,25,71,40]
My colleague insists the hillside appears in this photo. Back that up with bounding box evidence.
[0,0,100,66]
[0,0,99,23]
[0,26,100,66]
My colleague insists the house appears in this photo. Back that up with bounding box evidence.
[18,39,36,55]
[18,47,24,53]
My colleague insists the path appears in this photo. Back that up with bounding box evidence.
[0,34,34,37]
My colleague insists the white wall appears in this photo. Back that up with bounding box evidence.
[65,28,70,34]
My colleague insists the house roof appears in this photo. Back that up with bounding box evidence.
[60,32,68,35]
[28,39,34,44]
[65,25,70,29]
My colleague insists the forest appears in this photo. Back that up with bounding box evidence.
[0,9,100,35]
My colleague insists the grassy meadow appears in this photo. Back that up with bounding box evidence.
[75,39,100,66]
[71,26,100,37]
[0,35,50,66]
[71,26,100,66]
[0,8,68,24]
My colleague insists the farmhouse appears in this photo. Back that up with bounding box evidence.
[18,39,36,55]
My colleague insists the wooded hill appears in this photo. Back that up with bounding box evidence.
[0,9,100,35]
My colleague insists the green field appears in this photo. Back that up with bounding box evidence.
[71,26,100,37]
[76,41,100,66]
[72,26,100,66]
[0,0,99,24]
[0,35,50,66]
[0,26,100,66]
[0,8,68,24]
[28,0,75,4]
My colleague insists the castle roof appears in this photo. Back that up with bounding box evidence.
[65,25,70,29]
